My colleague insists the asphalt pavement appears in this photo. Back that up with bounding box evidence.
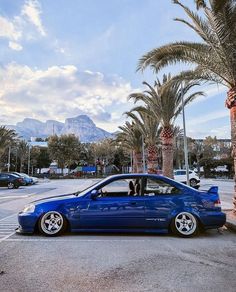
[0,178,235,292]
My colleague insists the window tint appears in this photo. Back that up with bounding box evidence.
[144,178,180,196]
[175,170,186,175]
[0,174,9,179]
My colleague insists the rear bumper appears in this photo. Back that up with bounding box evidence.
[200,211,226,229]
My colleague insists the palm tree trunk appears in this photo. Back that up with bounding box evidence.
[133,150,142,173]
[147,144,159,173]
[161,127,174,178]
[230,105,236,213]
[226,88,236,213]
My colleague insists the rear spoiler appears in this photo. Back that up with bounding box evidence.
[208,186,218,194]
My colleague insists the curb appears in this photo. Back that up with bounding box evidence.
[224,210,236,232]
[225,219,236,232]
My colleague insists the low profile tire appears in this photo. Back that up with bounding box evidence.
[38,211,67,236]
[7,182,15,189]
[190,179,198,187]
[171,212,199,238]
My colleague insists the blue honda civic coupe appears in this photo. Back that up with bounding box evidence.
[17,174,226,237]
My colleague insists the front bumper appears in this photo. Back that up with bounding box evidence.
[17,212,39,234]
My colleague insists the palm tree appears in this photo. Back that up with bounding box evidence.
[124,107,160,173]
[0,126,18,170]
[173,126,184,169]
[116,121,143,173]
[129,75,203,178]
[17,140,29,173]
[138,0,236,210]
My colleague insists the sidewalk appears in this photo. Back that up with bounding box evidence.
[224,210,236,232]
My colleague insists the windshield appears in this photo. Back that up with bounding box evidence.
[75,177,110,197]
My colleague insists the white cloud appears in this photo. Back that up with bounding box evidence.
[22,0,46,36]
[0,16,22,41]
[0,0,46,51]
[8,41,23,51]
[0,63,134,131]
[187,109,229,126]
[187,126,230,139]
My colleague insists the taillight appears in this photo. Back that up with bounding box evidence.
[214,199,221,208]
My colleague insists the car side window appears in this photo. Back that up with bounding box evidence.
[144,178,181,196]
[97,178,142,198]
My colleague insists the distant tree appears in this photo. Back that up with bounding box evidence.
[29,146,51,174]
[124,106,160,174]
[17,140,29,173]
[0,126,18,169]
[48,134,82,173]
[116,121,143,173]
[35,138,45,142]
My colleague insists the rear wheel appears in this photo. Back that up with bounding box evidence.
[7,182,15,189]
[190,179,198,187]
[38,211,67,236]
[171,212,199,237]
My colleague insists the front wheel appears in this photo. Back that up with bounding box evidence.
[171,212,199,237]
[38,211,67,236]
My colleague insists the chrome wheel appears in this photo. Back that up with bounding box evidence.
[40,211,64,235]
[7,182,14,189]
[174,212,197,236]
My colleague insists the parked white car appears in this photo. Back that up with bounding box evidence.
[174,169,200,187]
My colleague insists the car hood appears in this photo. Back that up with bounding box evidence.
[32,192,78,205]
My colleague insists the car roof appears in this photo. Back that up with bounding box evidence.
[106,173,163,180]
[0,173,18,177]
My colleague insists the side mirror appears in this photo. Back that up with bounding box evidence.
[90,189,98,200]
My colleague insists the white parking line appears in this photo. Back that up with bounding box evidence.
[0,195,30,199]
[0,214,17,222]
[0,231,16,243]
[6,238,148,242]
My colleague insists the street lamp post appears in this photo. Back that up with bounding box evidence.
[142,135,146,173]
[28,145,31,175]
[7,146,11,172]
[181,82,190,185]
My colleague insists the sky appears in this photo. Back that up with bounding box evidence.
[0,0,230,138]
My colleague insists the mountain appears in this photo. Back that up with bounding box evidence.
[6,115,113,142]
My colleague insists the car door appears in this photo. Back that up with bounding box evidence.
[143,177,184,229]
[78,177,146,229]
[0,174,8,187]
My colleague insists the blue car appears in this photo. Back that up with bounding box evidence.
[17,174,226,237]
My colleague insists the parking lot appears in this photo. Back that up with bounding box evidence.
[0,178,236,292]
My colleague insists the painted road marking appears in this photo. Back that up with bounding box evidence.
[6,238,148,242]
[0,195,30,199]
[0,231,16,242]
[0,214,17,242]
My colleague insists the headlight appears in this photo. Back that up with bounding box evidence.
[22,204,35,213]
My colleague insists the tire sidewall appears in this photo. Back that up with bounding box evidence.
[171,212,199,238]
[38,211,67,236]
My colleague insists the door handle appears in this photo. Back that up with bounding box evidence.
[130,201,137,205]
